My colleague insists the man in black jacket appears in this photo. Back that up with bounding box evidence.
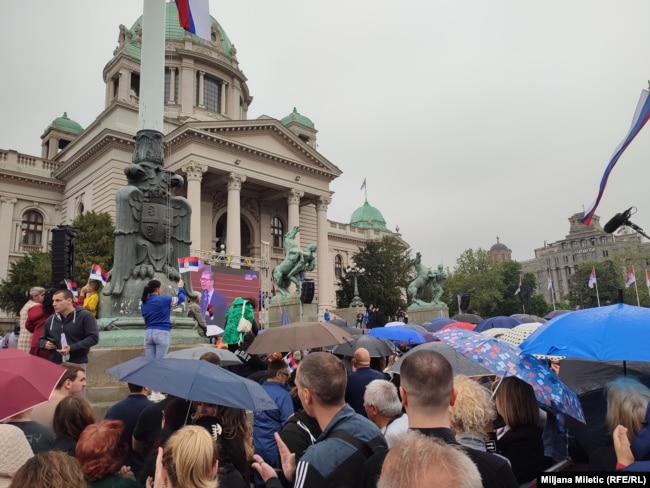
[364,349,518,488]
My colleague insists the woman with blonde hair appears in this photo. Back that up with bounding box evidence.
[449,375,497,451]
[146,426,218,488]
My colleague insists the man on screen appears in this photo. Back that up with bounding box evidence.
[199,269,228,328]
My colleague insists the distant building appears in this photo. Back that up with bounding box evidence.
[520,212,650,302]
[489,237,512,263]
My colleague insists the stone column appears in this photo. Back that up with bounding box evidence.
[286,188,303,247]
[220,80,228,115]
[198,71,205,108]
[180,59,194,116]
[182,162,207,252]
[118,68,131,101]
[0,197,17,281]
[169,67,176,104]
[226,173,246,267]
[316,196,331,308]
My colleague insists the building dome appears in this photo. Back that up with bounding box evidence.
[490,238,509,253]
[489,237,511,263]
[121,2,235,60]
[350,201,388,231]
[281,107,314,129]
[51,112,83,135]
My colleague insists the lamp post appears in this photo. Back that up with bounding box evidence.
[347,266,365,308]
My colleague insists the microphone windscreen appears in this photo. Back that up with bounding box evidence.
[603,213,626,233]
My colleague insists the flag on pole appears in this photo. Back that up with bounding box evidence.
[626,267,636,288]
[547,271,553,290]
[588,268,597,289]
[175,0,211,41]
[64,279,78,297]
[646,269,650,288]
[178,256,200,273]
[89,264,109,285]
[581,89,650,226]
[514,278,521,295]
[360,178,366,191]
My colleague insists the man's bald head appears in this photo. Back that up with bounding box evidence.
[354,347,371,368]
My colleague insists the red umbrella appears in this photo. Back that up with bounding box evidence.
[440,321,476,331]
[0,349,66,422]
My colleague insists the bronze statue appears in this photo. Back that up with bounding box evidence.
[407,252,446,308]
[272,226,317,298]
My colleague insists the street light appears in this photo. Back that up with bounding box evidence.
[346,265,365,308]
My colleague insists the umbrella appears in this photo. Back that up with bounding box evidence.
[106,357,277,411]
[165,346,241,366]
[434,328,585,423]
[368,326,426,344]
[332,335,395,358]
[452,313,483,324]
[330,318,349,328]
[246,322,353,355]
[480,327,512,339]
[520,303,650,362]
[0,349,66,422]
[388,341,491,377]
[337,326,363,337]
[400,323,436,342]
[544,310,572,320]
[511,313,547,324]
[474,316,522,332]
[498,323,544,347]
[440,321,476,331]
[425,317,457,332]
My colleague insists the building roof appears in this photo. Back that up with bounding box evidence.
[281,107,315,129]
[490,237,509,252]
[350,201,388,231]
[51,112,84,135]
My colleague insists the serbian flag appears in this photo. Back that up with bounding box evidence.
[547,271,553,290]
[178,256,200,272]
[65,280,78,297]
[175,0,211,41]
[283,352,298,372]
[581,89,650,226]
[588,268,597,289]
[626,267,636,288]
[89,264,109,285]
[514,278,521,296]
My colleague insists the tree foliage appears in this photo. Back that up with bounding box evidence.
[70,211,115,285]
[336,236,411,324]
[0,252,52,315]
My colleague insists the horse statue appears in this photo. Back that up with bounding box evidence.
[272,226,317,298]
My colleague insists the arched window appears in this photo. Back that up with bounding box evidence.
[334,254,343,279]
[22,210,43,246]
[271,217,284,248]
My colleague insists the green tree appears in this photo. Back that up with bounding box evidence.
[0,252,51,315]
[568,261,621,309]
[336,236,411,324]
[70,211,115,285]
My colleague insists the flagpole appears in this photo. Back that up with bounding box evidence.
[595,279,601,307]
[634,271,641,306]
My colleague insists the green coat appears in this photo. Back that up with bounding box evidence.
[222,298,255,346]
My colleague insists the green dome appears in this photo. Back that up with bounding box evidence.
[350,201,388,231]
[281,107,314,129]
[124,3,234,60]
[51,112,83,135]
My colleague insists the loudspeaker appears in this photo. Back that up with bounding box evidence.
[457,292,470,313]
[51,226,77,286]
[300,280,315,304]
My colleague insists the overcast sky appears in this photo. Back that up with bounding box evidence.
[2,1,650,269]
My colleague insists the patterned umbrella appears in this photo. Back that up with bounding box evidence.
[498,323,544,347]
[434,328,585,423]
[480,327,512,339]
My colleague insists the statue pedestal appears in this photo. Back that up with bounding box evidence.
[268,296,317,327]
[405,305,449,324]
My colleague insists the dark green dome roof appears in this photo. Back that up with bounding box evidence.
[51,112,83,135]
[350,201,388,231]
[281,107,314,129]
[125,3,234,60]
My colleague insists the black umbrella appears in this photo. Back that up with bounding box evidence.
[388,341,490,377]
[451,313,483,324]
[332,334,395,358]
[330,318,349,328]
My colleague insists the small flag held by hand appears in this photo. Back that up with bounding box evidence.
[65,280,78,297]
[89,264,109,285]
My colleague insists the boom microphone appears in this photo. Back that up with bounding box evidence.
[603,207,633,234]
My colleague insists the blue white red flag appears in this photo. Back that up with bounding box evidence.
[65,279,78,297]
[588,268,597,289]
[283,352,298,372]
[178,256,200,273]
[514,278,521,295]
[547,271,553,290]
[175,0,211,41]
[626,267,636,288]
[89,264,109,285]
[581,89,650,226]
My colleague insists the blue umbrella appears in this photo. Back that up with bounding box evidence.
[426,317,457,332]
[520,303,650,362]
[368,326,426,344]
[474,315,522,332]
[106,357,277,411]
[435,328,585,423]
